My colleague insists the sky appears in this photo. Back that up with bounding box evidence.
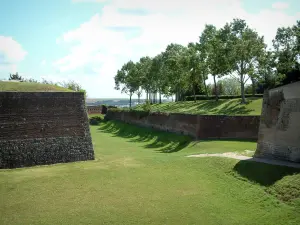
[0,0,299,98]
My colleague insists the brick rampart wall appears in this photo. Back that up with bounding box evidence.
[0,92,94,169]
[105,111,260,140]
[255,81,300,162]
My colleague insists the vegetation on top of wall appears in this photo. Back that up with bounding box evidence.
[1,73,87,95]
[0,81,72,92]
[185,94,263,101]
[113,98,263,116]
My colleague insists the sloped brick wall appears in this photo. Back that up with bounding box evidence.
[0,92,94,169]
[255,81,300,162]
[105,111,260,140]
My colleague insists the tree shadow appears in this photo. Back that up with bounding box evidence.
[216,100,254,115]
[97,120,192,153]
[232,159,300,186]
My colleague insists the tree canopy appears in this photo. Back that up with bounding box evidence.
[114,18,300,106]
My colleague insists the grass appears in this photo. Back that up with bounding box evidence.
[0,81,71,92]
[134,97,263,115]
[1,120,299,225]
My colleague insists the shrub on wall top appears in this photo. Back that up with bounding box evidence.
[108,107,122,112]
[185,94,263,101]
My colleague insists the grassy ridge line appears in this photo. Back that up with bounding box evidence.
[0,81,71,92]
[133,97,263,115]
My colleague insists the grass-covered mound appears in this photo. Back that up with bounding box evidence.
[133,97,262,115]
[0,81,71,92]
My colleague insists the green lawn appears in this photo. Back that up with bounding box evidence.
[0,81,71,92]
[1,120,299,225]
[134,97,263,115]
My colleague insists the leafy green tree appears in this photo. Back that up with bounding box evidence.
[184,42,208,101]
[149,53,166,103]
[227,18,265,103]
[255,49,277,91]
[137,56,153,101]
[163,43,189,101]
[114,61,139,108]
[273,21,300,84]
[221,77,240,95]
[9,72,23,81]
[199,24,231,101]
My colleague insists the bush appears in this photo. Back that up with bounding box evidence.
[89,116,103,125]
[184,94,263,101]
[142,100,151,112]
[108,107,122,112]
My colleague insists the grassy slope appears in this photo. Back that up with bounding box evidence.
[0,81,71,92]
[1,121,299,225]
[134,97,263,115]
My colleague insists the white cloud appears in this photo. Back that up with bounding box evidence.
[272,2,289,10]
[0,36,27,62]
[55,0,300,98]
[0,36,27,74]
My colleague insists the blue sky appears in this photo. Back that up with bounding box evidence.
[0,0,299,98]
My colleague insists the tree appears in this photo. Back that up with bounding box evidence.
[255,49,277,92]
[227,18,265,103]
[221,77,240,95]
[149,53,167,104]
[199,24,231,101]
[273,21,300,85]
[137,56,153,101]
[163,43,189,101]
[114,61,139,108]
[9,72,23,81]
[184,42,208,101]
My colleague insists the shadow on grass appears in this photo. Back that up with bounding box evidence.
[98,120,192,153]
[233,159,300,186]
[196,99,254,115]
[134,98,260,115]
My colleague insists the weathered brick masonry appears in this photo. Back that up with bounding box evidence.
[255,81,300,163]
[87,105,102,114]
[0,92,94,169]
[105,111,260,140]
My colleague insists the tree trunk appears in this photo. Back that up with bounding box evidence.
[129,93,132,108]
[193,84,196,102]
[213,75,218,101]
[241,74,246,104]
[146,91,149,101]
[251,77,256,96]
[138,94,140,103]
[203,80,208,98]
[159,92,162,104]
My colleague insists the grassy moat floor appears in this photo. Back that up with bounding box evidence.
[1,120,300,225]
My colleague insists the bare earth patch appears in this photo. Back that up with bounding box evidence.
[187,152,300,169]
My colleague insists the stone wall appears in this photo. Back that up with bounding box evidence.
[87,105,102,114]
[255,81,300,162]
[0,92,94,169]
[105,111,260,140]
